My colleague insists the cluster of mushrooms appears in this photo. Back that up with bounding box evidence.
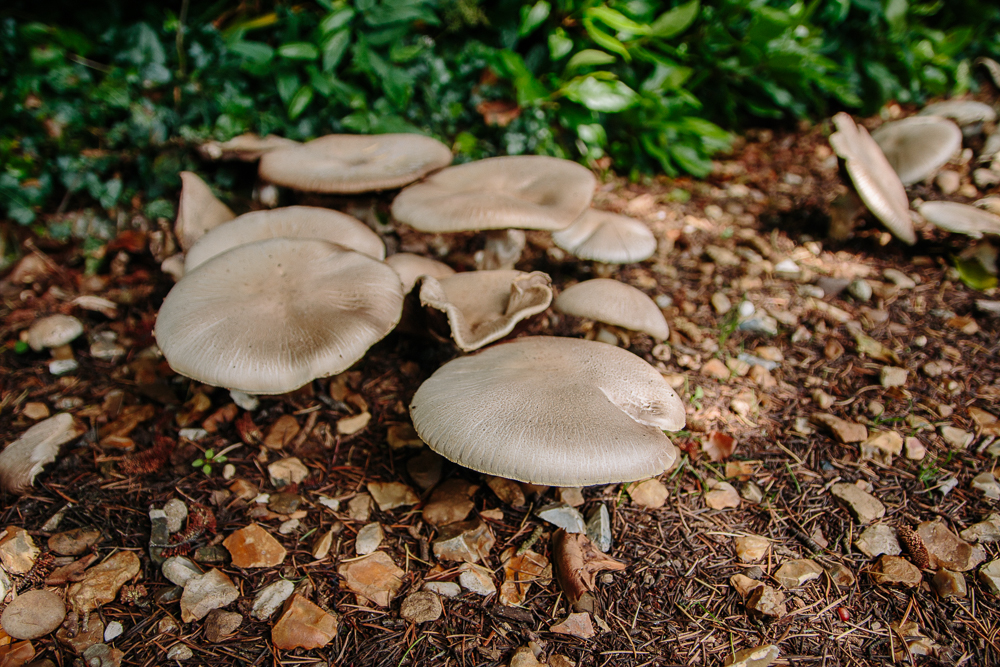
[830,95,1000,264]
[157,133,685,487]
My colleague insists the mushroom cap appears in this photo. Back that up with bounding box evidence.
[829,113,916,244]
[870,115,963,185]
[155,238,404,394]
[919,100,997,127]
[385,253,456,294]
[409,336,684,486]
[258,133,453,193]
[551,209,657,263]
[199,133,300,161]
[918,201,1000,238]
[184,206,385,272]
[418,270,552,352]
[175,172,236,252]
[0,413,86,494]
[554,279,669,340]
[27,315,84,351]
[391,156,596,232]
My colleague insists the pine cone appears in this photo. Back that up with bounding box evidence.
[897,523,930,569]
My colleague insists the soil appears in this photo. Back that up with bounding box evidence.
[1,103,999,667]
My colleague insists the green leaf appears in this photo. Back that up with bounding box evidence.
[953,255,998,291]
[204,449,215,459]
[229,40,274,64]
[582,19,630,61]
[548,30,574,61]
[14,341,29,354]
[669,143,712,177]
[885,0,908,35]
[497,51,550,106]
[202,464,212,475]
[565,49,616,72]
[322,30,351,71]
[275,72,300,105]
[519,1,551,38]
[563,76,638,112]
[649,0,700,39]
[287,86,314,119]
[585,6,649,36]
[278,42,319,60]
[192,458,204,468]
[320,7,356,34]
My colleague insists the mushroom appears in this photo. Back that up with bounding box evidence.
[919,100,996,133]
[385,253,456,294]
[0,413,86,493]
[918,201,1000,238]
[27,314,84,360]
[870,115,962,185]
[409,336,684,486]
[184,206,386,272]
[554,279,669,343]
[155,238,404,394]
[258,133,453,194]
[417,270,552,352]
[829,113,916,244]
[551,209,657,264]
[198,133,300,161]
[175,172,236,252]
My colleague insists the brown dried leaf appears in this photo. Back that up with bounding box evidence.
[702,431,737,462]
[235,412,262,446]
[552,529,625,605]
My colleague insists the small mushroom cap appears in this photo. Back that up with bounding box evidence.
[391,156,596,232]
[829,113,916,244]
[552,209,657,263]
[918,201,1000,238]
[870,115,962,185]
[184,206,385,272]
[258,133,453,193]
[199,133,300,161]
[919,100,997,127]
[27,315,84,351]
[410,336,684,486]
[175,172,236,252]
[554,279,669,341]
[0,413,86,494]
[155,238,404,394]
[385,253,456,294]
[418,270,552,352]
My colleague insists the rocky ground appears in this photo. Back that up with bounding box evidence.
[1,103,1000,667]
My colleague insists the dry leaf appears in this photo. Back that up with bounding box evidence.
[552,529,625,606]
[703,431,736,462]
[0,413,86,494]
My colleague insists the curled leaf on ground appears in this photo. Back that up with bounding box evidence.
[552,529,625,607]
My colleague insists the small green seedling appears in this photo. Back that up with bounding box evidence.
[192,443,241,476]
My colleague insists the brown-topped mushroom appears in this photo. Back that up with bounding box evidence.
[554,279,668,341]
[409,336,684,486]
[155,238,404,394]
[258,133,453,193]
[552,209,657,264]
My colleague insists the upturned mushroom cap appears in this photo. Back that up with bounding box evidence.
[155,238,404,394]
[919,100,997,127]
[554,279,669,341]
[199,133,300,161]
[829,113,916,245]
[27,314,84,351]
[918,201,1000,238]
[175,172,237,252]
[391,156,596,232]
[552,209,657,263]
[184,206,386,271]
[418,270,552,352]
[409,336,684,486]
[0,413,86,494]
[258,134,453,193]
[385,253,456,294]
[870,115,962,185]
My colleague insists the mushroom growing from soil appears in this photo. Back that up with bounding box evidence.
[870,115,963,185]
[258,133,453,193]
[828,112,916,244]
[918,201,1000,238]
[551,209,657,264]
[155,238,404,394]
[554,279,669,344]
[385,253,456,294]
[174,172,236,252]
[184,206,386,272]
[417,270,553,352]
[409,336,685,486]
[198,133,301,161]
[27,314,84,356]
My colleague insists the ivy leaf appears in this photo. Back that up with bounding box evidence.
[287,85,314,119]
[519,1,551,38]
[322,30,351,72]
[229,40,274,64]
[582,19,630,61]
[565,49,616,73]
[649,0,700,39]
[563,76,638,112]
[585,6,649,36]
[278,42,319,60]
[548,30,574,60]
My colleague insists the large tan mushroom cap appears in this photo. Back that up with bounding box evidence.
[918,201,1000,238]
[554,279,669,341]
[385,253,455,294]
[418,270,552,352]
[175,172,236,252]
[391,156,596,232]
[199,133,300,161]
[155,238,404,394]
[410,336,684,486]
[871,115,962,185]
[829,113,916,245]
[184,206,386,272]
[258,134,453,193]
[552,209,657,263]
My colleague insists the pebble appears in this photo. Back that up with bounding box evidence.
[712,292,733,315]
[867,400,884,417]
[458,563,496,596]
[400,591,443,624]
[730,573,763,598]
[103,620,123,642]
[251,579,295,620]
[229,389,259,411]
[922,360,952,377]
[936,169,961,194]
[348,493,372,521]
[860,430,903,465]
[879,366,908,388]
[367,481,419,511]
[355,523,384,555]
[883,268,916,289]
[558,487,585,507]
[0,526,40,574]
[48,527,101,556]
[701,358,730,380]
[972,472,1000,500]
[180,569,239,622]
[724,644,780,667]
[263,415,300,450]
[629,478,668,508]
[222,463,236,480]
[904,437,927,460]
[848,278,872,301]
[272,595,339,650]
[1,588,65,639]
[222,524,287,568]
[49,359,79,375]
[423,581,462,597]
[826,562,855,587]
[746,585,786,618]
[931,569,967,598]
[855,524,901,558]
[161,557,203,587]
[22,402,50,420]
[811,390,835,410]
[166,644,193,661]
[68,551,141,615]
[917,520,986,571]
[741,482,764,504]
[204,609,242,643]
[338,552,405,606]
[268,492,302,515]
[774,559,824,588]
[940,425,974,450]
[871,555,922,587]
[739,315,779,336]
[705,481,740,509]
[830,483,885,524]
[960,513,1000,543]
[337,411,371,435]
[586,504,612,553]
[279,519,300,535]
[734,535,769,562]
[423,479,479,527]
[267,457,309,487]
[312,527,336,560]
[432,519,495,563]
[82,642,124,667]
[536,504,586,533]
[738,353,778,371]
[813,414,868,443]
[978,560,1000,594]
[550,612,596,639]
[485,475,526,507]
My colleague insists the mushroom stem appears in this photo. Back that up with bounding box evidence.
[50,344,74,361]
[476,229,527,270]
